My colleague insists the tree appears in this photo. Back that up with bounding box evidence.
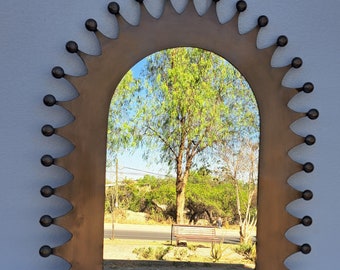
[216,139,258,243]
[107,47,258,224]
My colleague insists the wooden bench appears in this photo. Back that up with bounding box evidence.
[171,224,219,245]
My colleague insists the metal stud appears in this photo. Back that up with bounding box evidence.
[40,185,55,198]
[43,95,57,107]
[307,109,319,120]
[39,245,53,257]
[41,125,55,137]
[135,0,144,3]
[301,82,314,93]
[40,215,54,227]
[41,155,54,167]
[108,2,120,14]
[51,66,65,79]
[85,18,98,32]
[258,15,269,27]
[66,41,78,53]
[302,190,313,201]
[277,35,288,47]
[300,244,312,254]
[301,216,313,227]
[304,135,316,146]
[236,0,247,12]
[291,57,303,68]
[303,162,314,173]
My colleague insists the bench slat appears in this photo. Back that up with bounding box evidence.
[171,224,219,245]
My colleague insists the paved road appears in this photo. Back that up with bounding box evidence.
[104,223,240,243]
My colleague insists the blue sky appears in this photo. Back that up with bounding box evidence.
[106,57,172,182]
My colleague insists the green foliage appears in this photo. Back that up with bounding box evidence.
[210,241,226,262]
[132,246,172,260]
[173,247,189,261]
[107,48,259,223]
[234,242,256,262]
[104,170,257,225]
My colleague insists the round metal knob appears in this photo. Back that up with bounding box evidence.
[41,125,55,137]
[307,109,319,120]
[277,35,288,47]
[300,244,312,254]
[39,245,53,257]
[43,95,57,107]
[108,2,120,14]
[258,15,269,27]
[302,82,314,93]
[40,215,54,227]
[291,57,303,68]
[304,135,316,146]
[51,66,65,79]
[85,18,97,32]
[41,155,54,167]
[301,216,313,227]
[236,1,247,12]
[40,185,55,197]
[65,41,78,53]
[302,190,313,200]
[303,162,314,173]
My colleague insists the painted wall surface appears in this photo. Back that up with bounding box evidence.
[0,0,339,269]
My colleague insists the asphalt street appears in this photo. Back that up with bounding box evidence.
[104,223,240,243]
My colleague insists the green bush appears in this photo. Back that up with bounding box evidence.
[132,246,171,260]
[234,242,256,262]
[210,241,225,262]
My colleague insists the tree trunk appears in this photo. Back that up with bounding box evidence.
[176,185,186,224]
[176,172,190,224]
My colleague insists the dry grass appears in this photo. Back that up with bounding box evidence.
[103,238,255,269]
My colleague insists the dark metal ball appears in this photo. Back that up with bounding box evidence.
[302,190,313,201]
[43,95,57,107]
[303,162,314,173]
[301,216,313,227]
[307,109,319,120]
[41,155,54,167]
[39,245,53,257]
[291,57,303,68]
[236,0,247,12]
[258,15,269,27]
[304,135,316,146]
[40,215,54,227]
[85,18,98,32]
[65,41,78,53]
[303,82,314,93]
[51,66,65,79]
[40,185,55,198]
[41,125,55,137]
[300,244,312,254]
[108,2,120,14]
[277,35,288,47]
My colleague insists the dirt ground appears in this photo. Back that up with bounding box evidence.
[103,238,254,270]
[104,260,253,270]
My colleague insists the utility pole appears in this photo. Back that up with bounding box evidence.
[115,158,119,209]
[111,158,119,239]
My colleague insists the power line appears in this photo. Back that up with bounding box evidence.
[106,166,172,177]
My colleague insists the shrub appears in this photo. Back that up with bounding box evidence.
[234,242,256,262]
[132,246,172,260]
[210,241,225,262]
